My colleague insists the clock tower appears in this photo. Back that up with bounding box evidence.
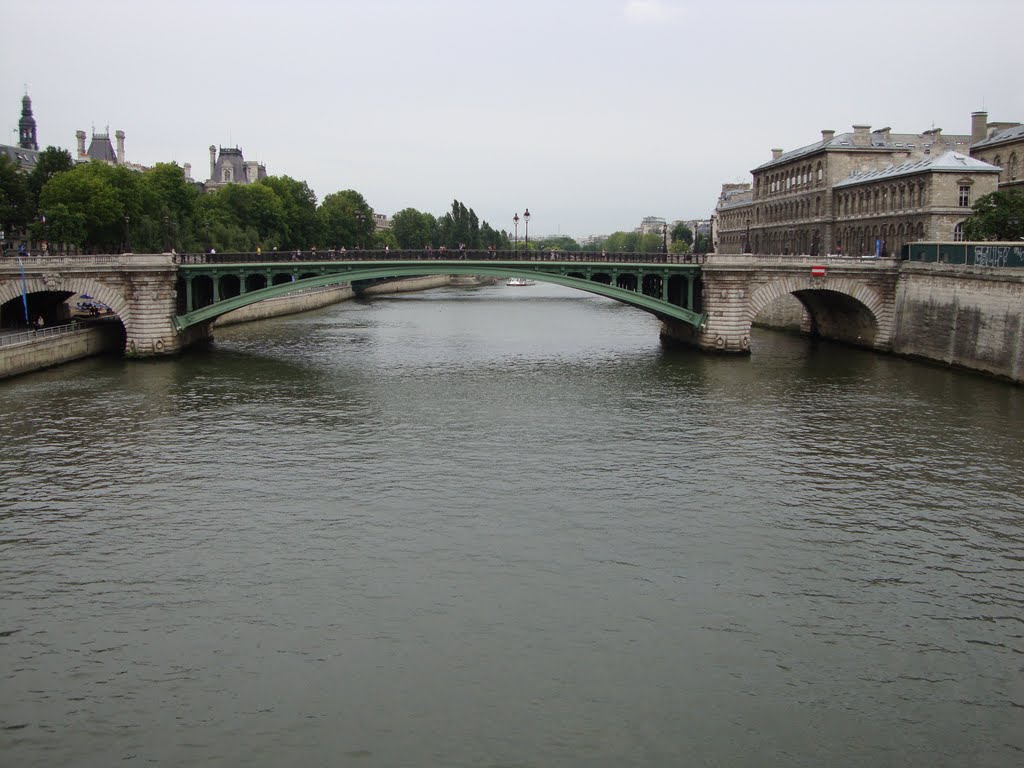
[19,93,38,151]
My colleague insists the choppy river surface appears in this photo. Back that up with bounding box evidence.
[1,282,1022,767]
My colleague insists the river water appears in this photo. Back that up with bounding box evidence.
[1,282,1022,767]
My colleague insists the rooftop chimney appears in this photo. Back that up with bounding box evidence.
[75,130,87,159]
[821,129,835,142]
[873,126,892,142]
[852,125,871,147]
[183,162,192,180]
[115,130,125,164]
[971,111,988,145]
[209,145,217,181]
[771,148,783,161]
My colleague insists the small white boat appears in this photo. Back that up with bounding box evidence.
[506,277,536,287]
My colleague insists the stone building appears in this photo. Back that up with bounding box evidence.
[831,151,999,254]
[205,145,266,189]
[713,121,1004,256]
[969,110,1023,192]
[711,183,753,253]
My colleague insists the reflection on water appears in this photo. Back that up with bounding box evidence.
[1,283,1021,767]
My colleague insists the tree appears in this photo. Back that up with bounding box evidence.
[140,163,200,251]
[962,191,1024,241]
[205,183,286,245]
[258,175,319,248]
[693,232,712,254]
[27,146,75,209]
[38,161,132,250]
[535,236,581,252]
[0,155,32,239]
[318,190,374,248]
[670,222,693,247]
[390,207,437,249]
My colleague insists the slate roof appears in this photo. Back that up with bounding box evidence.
[87,133,117,163]
[833,151,1000,189]
[972,124,1024,149]
[754,130,971,171]
[0,143,40,171]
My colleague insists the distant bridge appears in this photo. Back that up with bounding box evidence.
[0,250,902,358]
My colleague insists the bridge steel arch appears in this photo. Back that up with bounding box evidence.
[172,262,706,332]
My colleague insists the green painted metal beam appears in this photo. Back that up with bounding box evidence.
[173,261,705,331]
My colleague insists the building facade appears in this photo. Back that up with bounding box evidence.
[205,145,267,189]
[969,110,1023,192]
[714,120,1004,256]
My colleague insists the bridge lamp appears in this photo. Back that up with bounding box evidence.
[513,213,519,252]
[523,208,530,250]
[355,212,365,249]
[123,215,131,253]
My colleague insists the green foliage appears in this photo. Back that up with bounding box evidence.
[318,190,374,248]
[535,236,581,252]
[27,146,75,208]
[962,191,1024,241]
[39,161,130,250]
[693,233,711,254]
[595,231,670,253]
[257,175,319,248]
[390,207,437,249]
[14,151,510,256]
[0,155,32,234]
[670,222,693,246]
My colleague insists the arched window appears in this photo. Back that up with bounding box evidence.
[953,221,965,241]
[817,163,823,183]
[1009,153,1019,181]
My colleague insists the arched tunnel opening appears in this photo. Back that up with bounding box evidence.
[791,289,878,347]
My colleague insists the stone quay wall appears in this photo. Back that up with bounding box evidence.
[215,283,356,327]
[0,325,121,380]
[892,263,1024,383]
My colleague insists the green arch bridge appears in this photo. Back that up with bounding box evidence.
[171,250,706,331]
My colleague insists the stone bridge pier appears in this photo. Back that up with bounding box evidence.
[0,254,209,357]
[662,255,900,353]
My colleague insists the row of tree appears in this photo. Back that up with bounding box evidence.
[0,147,515,254]
[0,149,720,256]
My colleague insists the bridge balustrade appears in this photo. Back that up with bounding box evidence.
[172,250,706,266]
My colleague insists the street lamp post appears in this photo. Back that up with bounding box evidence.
[513,212,519,252]
[123,215,131,253]
[523,208,530,251]
[662,223,668,254]
[745,218,751,254]
[162,216,170,252]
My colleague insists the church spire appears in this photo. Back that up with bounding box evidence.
[19,92,38,151]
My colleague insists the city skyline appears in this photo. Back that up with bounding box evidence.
[3,0,1022,238]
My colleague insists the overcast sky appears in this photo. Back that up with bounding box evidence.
[3,0,1022,238]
